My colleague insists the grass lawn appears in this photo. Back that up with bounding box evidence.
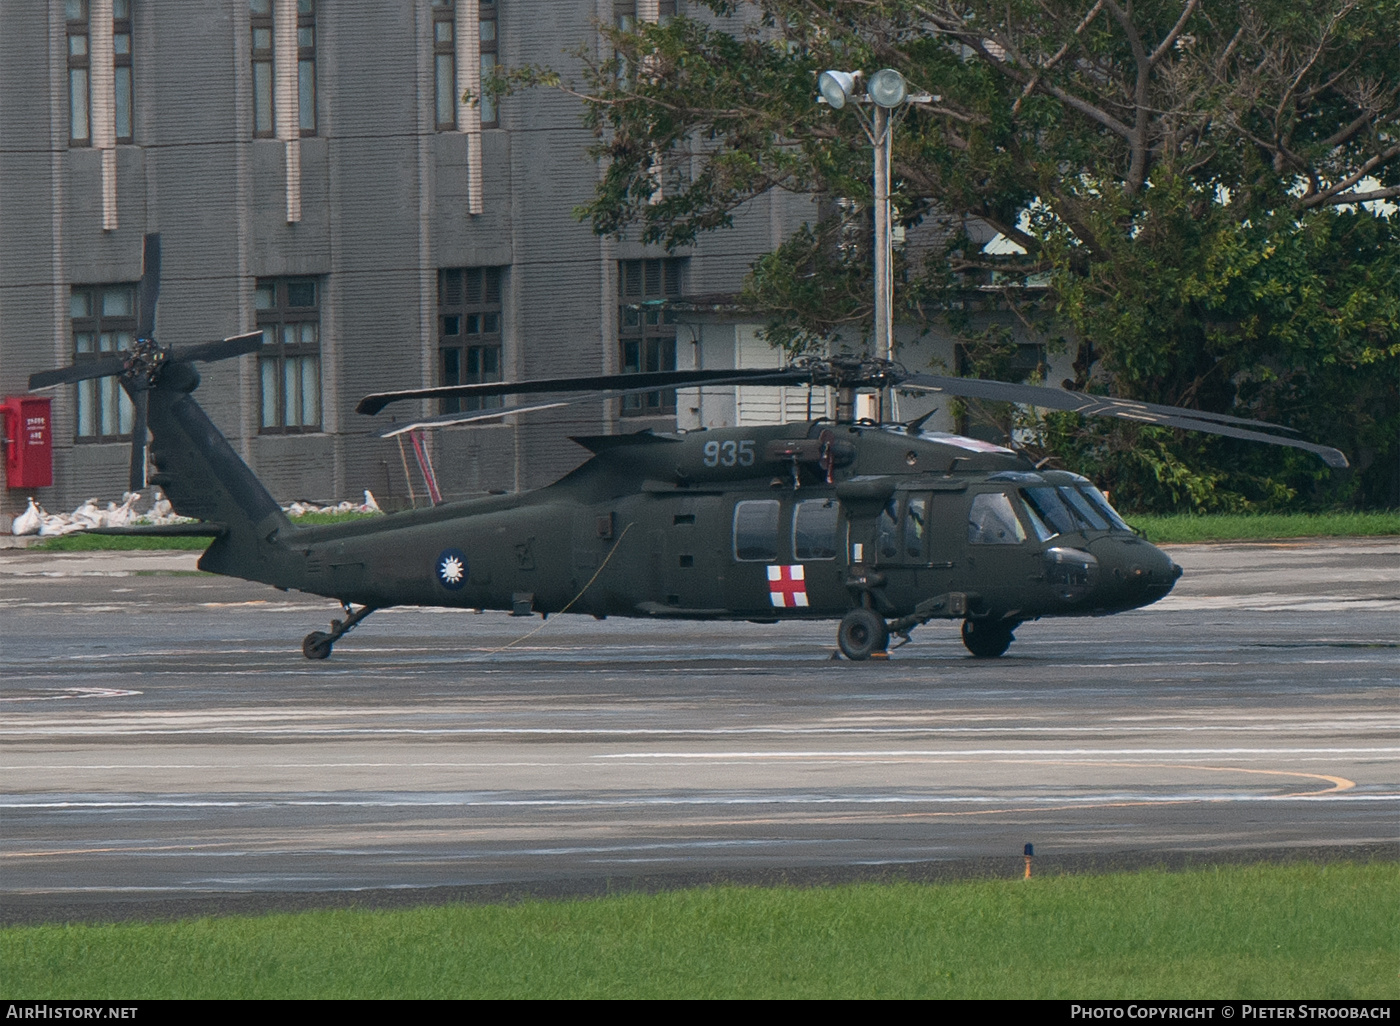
[1121,511,1399,544]
[4,862,1395,999]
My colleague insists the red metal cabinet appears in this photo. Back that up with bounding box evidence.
[2,396,53,489]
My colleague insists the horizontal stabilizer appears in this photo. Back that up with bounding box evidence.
[86,523,227,537]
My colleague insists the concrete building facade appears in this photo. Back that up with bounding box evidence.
[1,0,1052,520]
[0,0,836,514]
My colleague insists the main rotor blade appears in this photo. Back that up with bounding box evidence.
[135,233,161,340]
[28,355,128,390]
[357,368,805,416]
[898,374,1347,468]
[377,374,802,437]
[899,373,1300,434]
[128,388,149,492]
[172,331,264,363]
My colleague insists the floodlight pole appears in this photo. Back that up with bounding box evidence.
[817,70,933,422]
[872,103,894,420]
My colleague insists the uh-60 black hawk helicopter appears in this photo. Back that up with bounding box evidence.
[30,235,1348,661]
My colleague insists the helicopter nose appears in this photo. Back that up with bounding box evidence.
[1085,536,1183,611]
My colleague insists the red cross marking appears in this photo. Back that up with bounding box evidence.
[767,564,808,608]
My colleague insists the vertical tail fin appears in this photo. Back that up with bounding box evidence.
[145,365,294,583]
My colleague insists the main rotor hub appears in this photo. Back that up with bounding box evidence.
[121,337,167,387]
[792,356,902,391]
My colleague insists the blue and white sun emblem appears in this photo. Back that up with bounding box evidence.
[435,548,468,590]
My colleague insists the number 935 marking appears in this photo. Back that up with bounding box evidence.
[703,439,755,468]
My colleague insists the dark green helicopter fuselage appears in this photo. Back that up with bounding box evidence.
[210,420,1180,630]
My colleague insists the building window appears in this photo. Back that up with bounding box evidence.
[438,267,504,414]
[297,0,316,134]
[618,258,681,415]
[70,285,136,440]
[433,2,497,130]
[431,0,456,130]
[67,0,91,145]
[256,278,321,433]
[250,0,315,137]
[113,0,133,142]
[251,0,273,136]
[479,1,498,127]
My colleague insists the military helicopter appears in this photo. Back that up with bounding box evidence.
[29,235,1348,661]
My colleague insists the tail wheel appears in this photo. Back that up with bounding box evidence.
[838,608,889,661]
[302,631,333,660]
[961,619,1014,659]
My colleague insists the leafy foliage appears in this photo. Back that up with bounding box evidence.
[502,0,1400,510]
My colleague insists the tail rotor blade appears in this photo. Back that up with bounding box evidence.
[172,331,264,364]
[128,388,150,492]
[135,233,161,340]
[29,355,128,390]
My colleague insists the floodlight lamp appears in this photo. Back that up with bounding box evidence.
[818,70,857,109]
[868,68,908,108]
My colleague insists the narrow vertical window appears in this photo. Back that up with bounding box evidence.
[256,278,322,433]
[478,1,498,127]
[613,0,635,83]
[113,0,133,142]
[67,0,91,145]
[70,284,136,441]
[296,0,316,135]
[432,0,455,130]
[251,0,274,136]
[438,267,505,414]
[618,258,682,415]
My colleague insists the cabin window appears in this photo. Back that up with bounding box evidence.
[904,496,927,560]
[256,277,321,433]
[876,497,899,560]
[70,284,136,441]
[438,267,504,413]
[792,498,839,560]
[733,499,779,561]
[967,492,1026,545]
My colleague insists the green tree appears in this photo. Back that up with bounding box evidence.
[502,0,1400,510]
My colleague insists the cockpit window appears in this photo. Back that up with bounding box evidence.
[1021,487,1078,535]
[1059,486,1110,530]
[1076,485,1132,532]
[968,492,1027,545]
[1019,495,1056,542]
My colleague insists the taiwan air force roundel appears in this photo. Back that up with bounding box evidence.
[435,548,469,590]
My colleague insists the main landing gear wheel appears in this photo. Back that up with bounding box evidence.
[838,608,889,661]
[302,631,333,660]
[961,619,1014,659]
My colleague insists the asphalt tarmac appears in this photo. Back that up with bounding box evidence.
[1,538,1396,924]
